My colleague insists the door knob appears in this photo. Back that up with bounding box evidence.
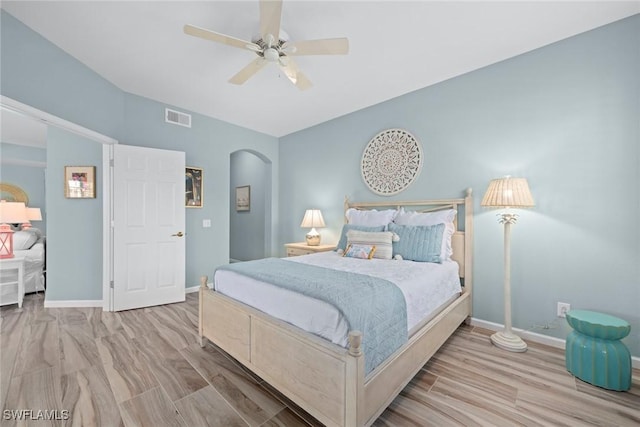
[171,232,184,237]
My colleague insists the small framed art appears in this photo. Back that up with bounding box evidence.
[185,167,203,208]
[235,185,250,212]
[64,166,96,198]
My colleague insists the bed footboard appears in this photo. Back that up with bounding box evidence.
[199,278,365,427]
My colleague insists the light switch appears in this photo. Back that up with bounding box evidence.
[202,219,211,228]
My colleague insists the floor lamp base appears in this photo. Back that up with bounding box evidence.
[491,331,528,352]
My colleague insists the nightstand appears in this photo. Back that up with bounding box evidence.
[285,242,336,257]
[0,254,25,308]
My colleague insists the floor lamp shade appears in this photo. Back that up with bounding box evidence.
[481,177,535,208]
[481,177,534,352]
[300,209,326,246]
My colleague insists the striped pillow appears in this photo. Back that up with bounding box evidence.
[336,224,386,251]
[346,230,393,260]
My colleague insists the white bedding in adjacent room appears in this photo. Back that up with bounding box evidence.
[214,251,461,348]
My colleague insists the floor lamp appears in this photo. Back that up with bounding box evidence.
[481,177,535,352]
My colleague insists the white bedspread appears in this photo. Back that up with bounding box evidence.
[214,251,461,348]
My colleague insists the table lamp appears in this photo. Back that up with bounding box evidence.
[0,201,29,258]
[300,209,326,246]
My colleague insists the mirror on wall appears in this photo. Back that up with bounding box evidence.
[0,108,47,235]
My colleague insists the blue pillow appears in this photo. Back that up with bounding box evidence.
[337,224,386,251]
[388,222,445,263]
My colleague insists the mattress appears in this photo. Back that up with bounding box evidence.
[214,251,462,348]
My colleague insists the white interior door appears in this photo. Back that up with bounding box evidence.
[112,144,185,311]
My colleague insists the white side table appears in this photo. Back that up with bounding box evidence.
[0,254,26,308]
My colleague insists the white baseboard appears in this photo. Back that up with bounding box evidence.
[44,299,103,308]
[470,318,640,369]
[186,282,213,294]
[44,284,212,307]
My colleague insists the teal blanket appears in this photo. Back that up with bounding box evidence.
[217,258,408,374]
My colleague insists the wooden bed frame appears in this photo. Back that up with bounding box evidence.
[199,189,473,427]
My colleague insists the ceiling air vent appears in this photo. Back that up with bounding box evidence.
[165,108,191,128]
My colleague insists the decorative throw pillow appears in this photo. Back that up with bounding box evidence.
[336,224,386,251]
[343,244,376,259]
[387,222,445,263]
[345,208,398,227]
[346,230,394,260]
[394,208,457,260]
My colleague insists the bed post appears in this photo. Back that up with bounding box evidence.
[464,188,473,318]
[344,196,351,223]
[346,330,364,427]
[199,275,208,347]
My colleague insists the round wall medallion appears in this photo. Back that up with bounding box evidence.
[361,129,423,196]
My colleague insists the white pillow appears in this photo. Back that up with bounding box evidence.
[394,208,457,260]
[13,231,38,250]
[394,208,456,225]
[346,208,398,227]
[346,230,393,260]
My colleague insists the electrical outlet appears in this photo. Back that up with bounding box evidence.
[557,302,571,318]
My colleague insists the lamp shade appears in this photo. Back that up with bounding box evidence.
[26,207,42,221]
[481,177,535,208]
[0,201,29,223]
[300,209,326,228]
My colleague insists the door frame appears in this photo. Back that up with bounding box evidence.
[0,96,118,310]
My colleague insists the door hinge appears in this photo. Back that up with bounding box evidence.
[110,280,114,289]
[109,158,114,167]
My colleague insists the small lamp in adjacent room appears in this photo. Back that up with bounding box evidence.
[0,200,29,259]
[22,207,42,230]
[300,209,326,246]
[481,176,535,352]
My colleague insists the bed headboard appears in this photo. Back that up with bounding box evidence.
[344,188,473,295]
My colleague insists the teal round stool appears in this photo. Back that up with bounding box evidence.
[565,310,631,391]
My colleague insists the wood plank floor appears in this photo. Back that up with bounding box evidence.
[1,293,638,426]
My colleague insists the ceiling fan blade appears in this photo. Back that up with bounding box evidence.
[279,58,312,91]
[184,24,260,51]
[259,0,282,45]
[285,38,349,56]
[229,58,268,85]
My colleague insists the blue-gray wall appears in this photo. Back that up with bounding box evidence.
[279,15,640,356]
[1,10,280,300]
[0,143,47,235]
[46,128,103,300]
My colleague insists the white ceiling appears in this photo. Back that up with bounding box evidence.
[2,1,639,138]
[1,108,47,148]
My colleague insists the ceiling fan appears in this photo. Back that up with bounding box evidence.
[184,0,349,90]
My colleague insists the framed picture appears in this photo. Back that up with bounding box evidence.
[64,166,96,198]
[185,166,203,208]
[235,185,250,212]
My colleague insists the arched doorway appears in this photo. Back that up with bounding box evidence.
[229,149,272,262]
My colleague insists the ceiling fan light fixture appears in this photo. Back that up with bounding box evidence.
[264,47,280,62]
